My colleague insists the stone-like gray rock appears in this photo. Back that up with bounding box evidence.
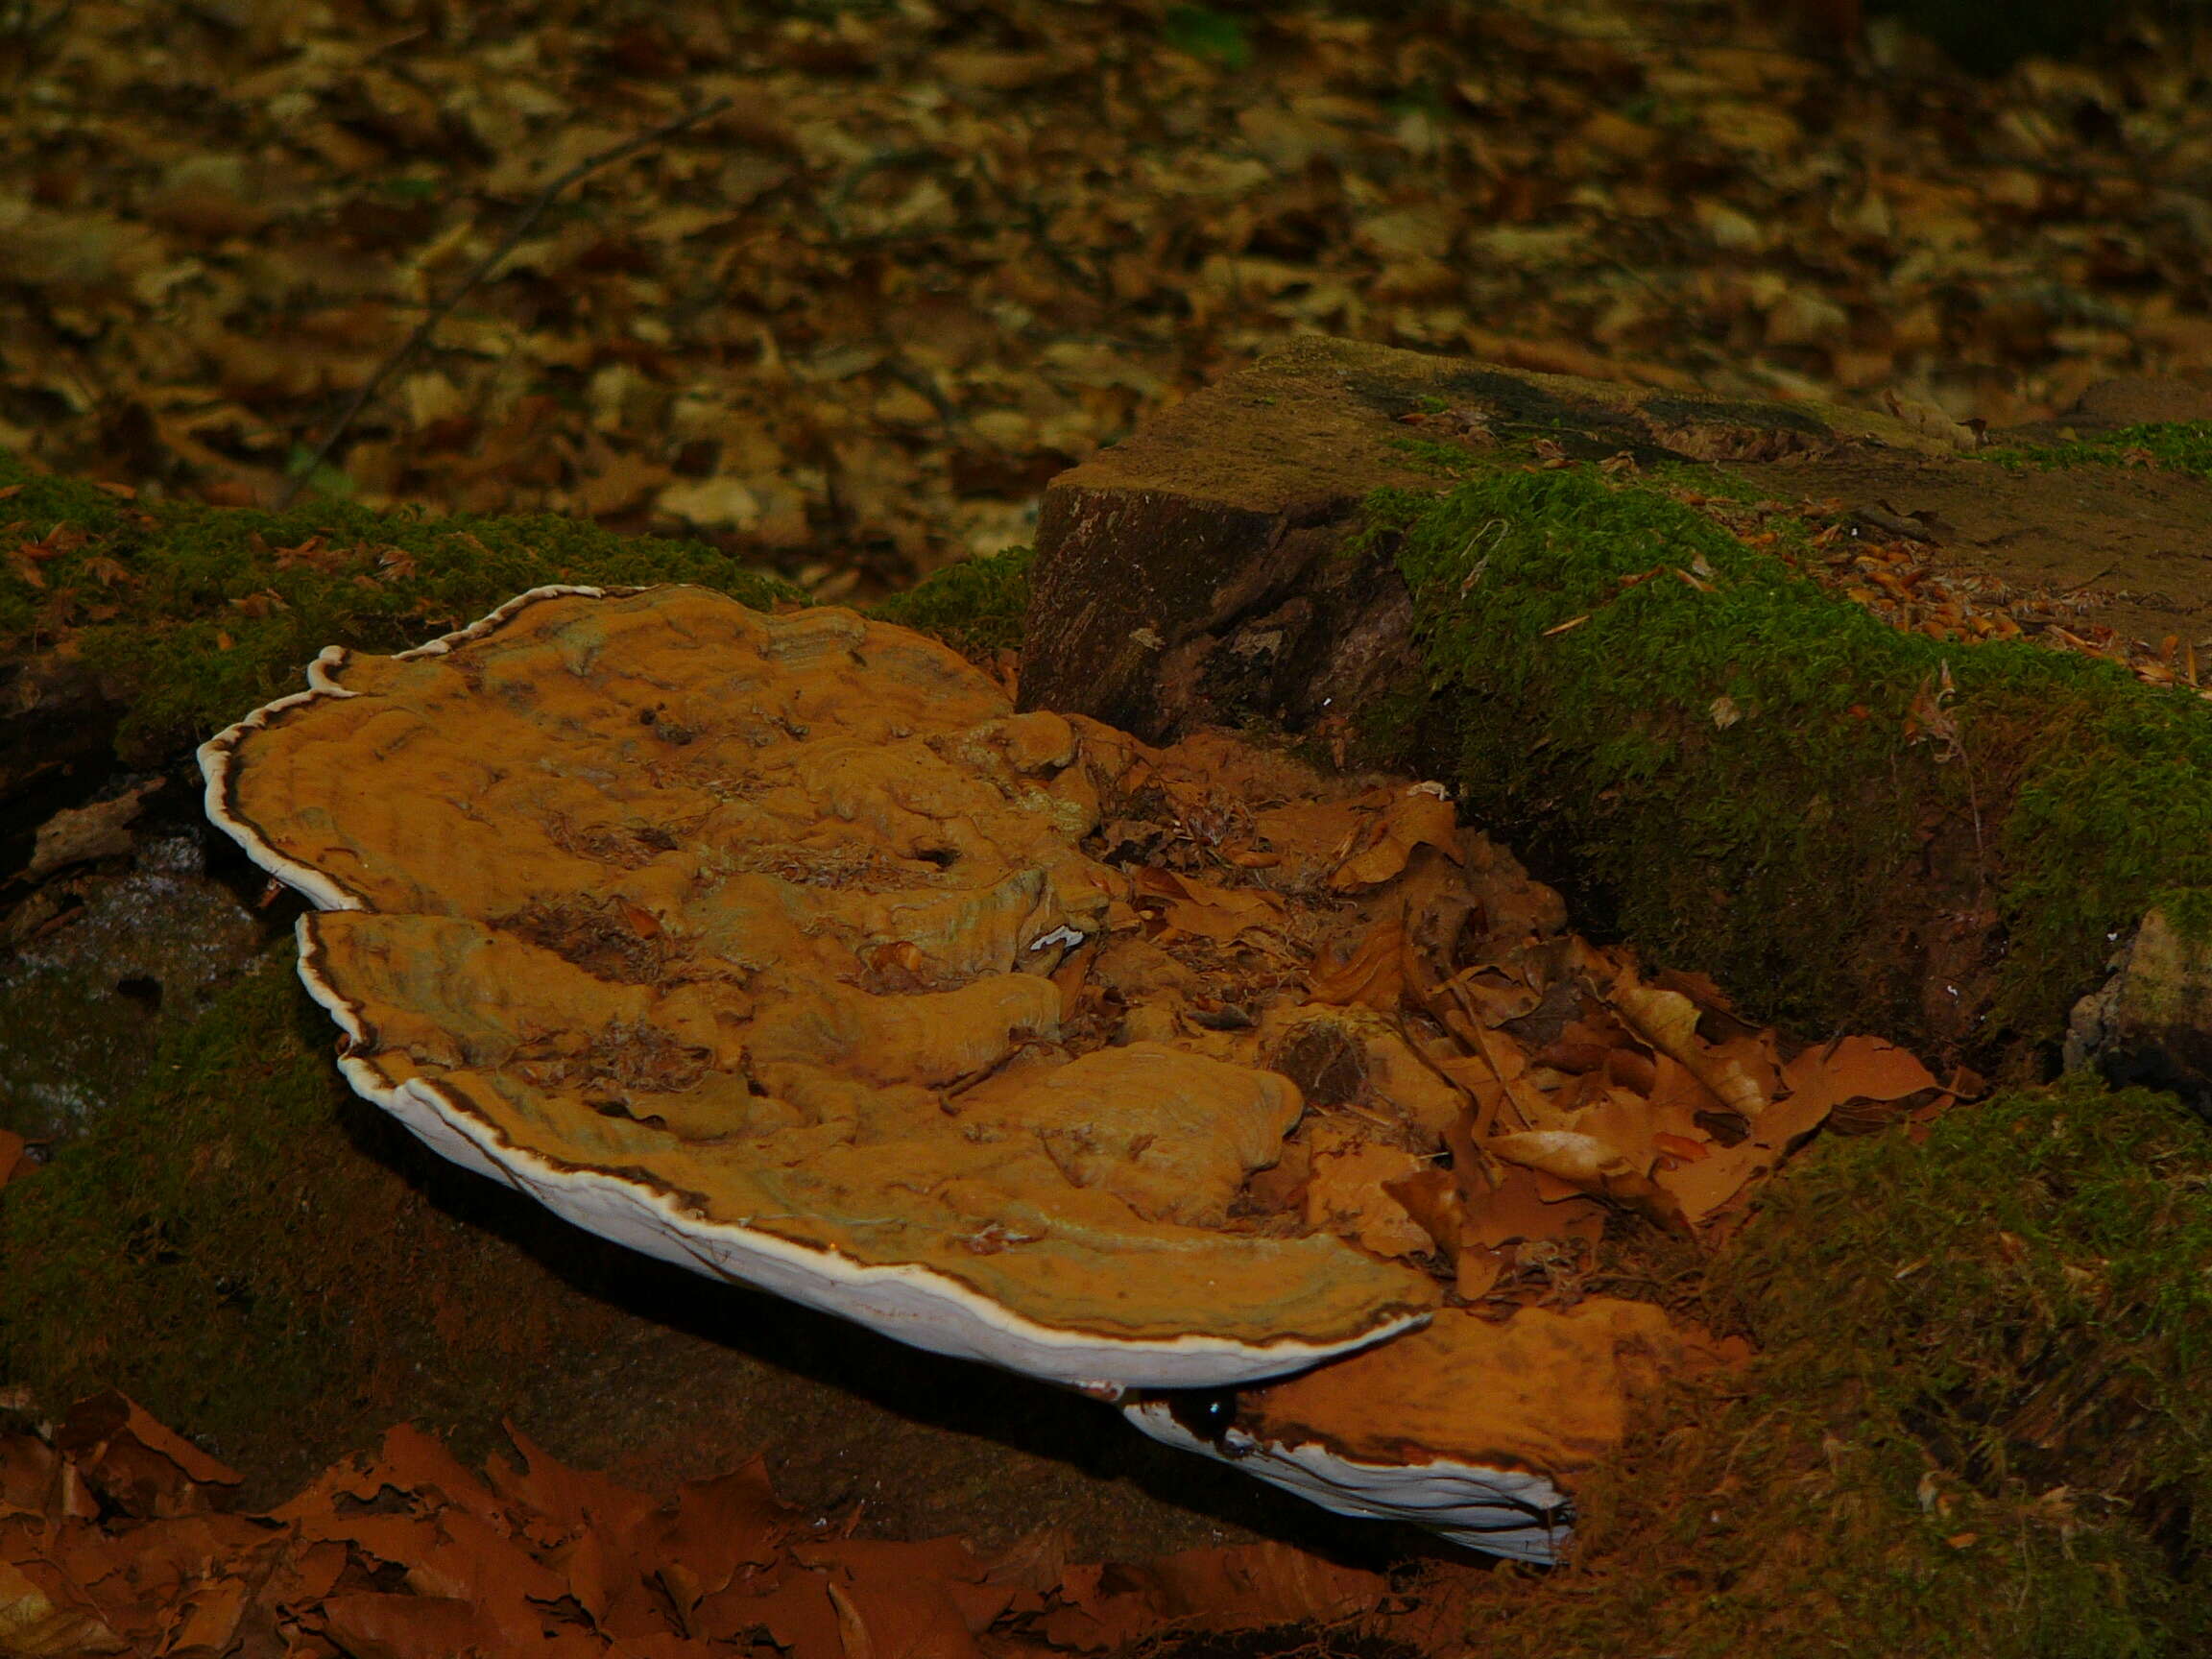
[2066,908,2212,1114]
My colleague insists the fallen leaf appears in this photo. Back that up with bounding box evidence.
[0,1557,128,1656]
[1130,866,1286,946]
[163,1577,246,1657]
[1382,1166,1465,1261]
[1458,1163,1604,1249]
[1305,1137,1434,1259]
[1783,1034,1938,1115]
[317,1592,506,1659]
[1065,1542,1388,1636]
[1487,1127,1644,1190]
[1607,978,1772,1118]
[1651,1138,1774,1224]
[23,779,165,881]
[1306,910,1405,1010]
[1454,1243,1507,1299]
[1330,787,1463,891]
[55,1392,240,1520]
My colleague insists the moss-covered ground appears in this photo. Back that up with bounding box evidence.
[869,541,1035,660]
[1440,1079,2212,1657]
[0,451,803,764]
[1981,420,2212,479]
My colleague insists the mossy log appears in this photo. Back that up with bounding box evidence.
[1017,337,2212,1070]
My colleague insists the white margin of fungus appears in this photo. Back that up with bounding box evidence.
[196,583,1430,1390]
[1123,1400,1575,1564]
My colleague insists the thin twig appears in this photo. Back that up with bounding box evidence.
[276,95,734,511]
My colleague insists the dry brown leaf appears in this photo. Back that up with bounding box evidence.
[1330,787,1462,891]
[1454,1243,1508,1299]
[1252,799,1369,878]
[1382,1166,1467,1262]
[1062,1542,1388,1641]
[1653,1138,1778,1226]
[1129,866,1286,946]
[1651,1054,1849,1226]
[1485,1128,1645,1192]
[0,1557,128,1656]
[1447,968,1544,1027]
[54,1393,239,1521]
[1458,1165,1604,1250]
[1305,910,1406,1009]
[316,1592,509,1659]
[162,1577,247,1658]
[1305,1137,1434,1260]
[1783,1034,1940,1115]
[1454,1018,1559,1132]
[1606,979,1772,1119]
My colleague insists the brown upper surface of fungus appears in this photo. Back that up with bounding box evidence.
[212,587,1437,1353]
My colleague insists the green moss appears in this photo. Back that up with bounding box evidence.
[868,544,1033,661]
[0,449,803,762]
[0,950,682,1495]
[1982,420,2212,479]
[0,953,361,1434]
[1161,4,1251,69]
[1467,1080,2212,1656]
[1386,434,1497,476]
[1361,464,2212,1042]
[1719,1080,2212,1651]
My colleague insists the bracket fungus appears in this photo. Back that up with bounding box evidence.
[201,583,1954,1559]
[198,586,1435,1388]
[1126,1299,1689,1563]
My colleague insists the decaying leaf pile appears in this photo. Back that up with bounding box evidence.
[1067,712,1976,1285]
[0,1392,1423,1658]
[6,0,2210,593]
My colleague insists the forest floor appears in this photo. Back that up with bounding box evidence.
[9,2,2212,1655]
[5,0,2211,598]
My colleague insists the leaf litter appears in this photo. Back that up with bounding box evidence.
[1037,717,1980,1489]
[5,0,2211,603]
[1665,484,2212,702]
[0,1391,1402,1658]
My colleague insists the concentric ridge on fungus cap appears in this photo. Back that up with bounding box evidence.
[197,584,1435,1387]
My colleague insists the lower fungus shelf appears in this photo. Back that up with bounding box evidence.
[1123,1297,1699,1561]
[1125,1398,1575,1563]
